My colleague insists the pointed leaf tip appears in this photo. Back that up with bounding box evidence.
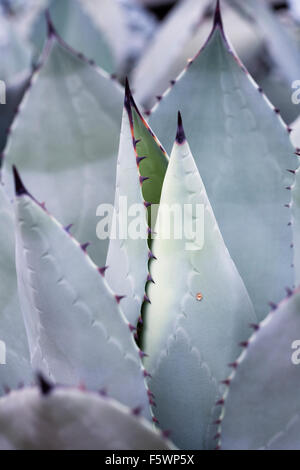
[213,0,223,32]
[123,77,144,121]
[36,373,54,396]
[124,77,132,113]
[176,112,186,145]
[13,165,29,196]
[45,10,56,38]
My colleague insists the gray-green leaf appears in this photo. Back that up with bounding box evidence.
[31,0,115,73]
[2,32,124,266]
[0,386,174,450]
[221,289,300,450]
[0,184,32,395]
[149,9,296,321]
[143,120,256,449]
[14,171,150,419]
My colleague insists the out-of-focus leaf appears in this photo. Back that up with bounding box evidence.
[118,0,157,70]
[2,30,124,266]
[221,289,300,450]
[83,0,130,73]
[132,0,211,108]
[0,18,32,82]
[14,169,150,419]
[289,0,300,22]
[135,0,174,5]
[229,0,300,86]
[144,118,256,449]
[149,6,296,321]
[1,0,48,40]
[0,386,174,450]
[31,0,115,73]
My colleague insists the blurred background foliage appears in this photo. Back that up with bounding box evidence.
[1,0,300,154]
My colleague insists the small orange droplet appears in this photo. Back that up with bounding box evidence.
[196,293,203,301]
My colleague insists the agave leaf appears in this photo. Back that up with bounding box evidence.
[137,0,172,4]
[149,4,296,321]
[290,0,300,22]
[148,326,220,450]
[221,289,300,450]
[2,29,124,266]
[0,184,32,395]
[106,82,168,326]
[14,170,150,419]
[143,117,256,450]
[31,0,114,73]
[131,98,169,218]
[0,385,174,450]
[228,0,300,86]
[2,0,48,40]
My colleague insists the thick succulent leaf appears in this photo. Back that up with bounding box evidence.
[0,386,174,450]
[0,70,31,154]
[228,0,300,86]
[150,326,220,450]
[31,0,114,73]
[0,184,32,395]
[131,100,169,217]
[144,124,257,450]
[290,0,300,22]
[149,9,296,321]
[106,83,168,326]
[2,32,123,266]
[14,176,150,419]
[221,289,300,450]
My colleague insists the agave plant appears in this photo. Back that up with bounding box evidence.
[0,0,300,450]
